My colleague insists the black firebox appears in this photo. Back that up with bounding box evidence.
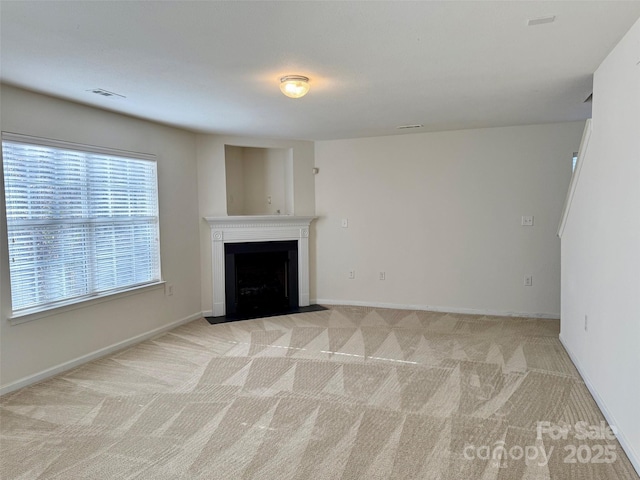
[224,240,298,318]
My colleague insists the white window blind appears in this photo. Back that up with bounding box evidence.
[2,133,161,316]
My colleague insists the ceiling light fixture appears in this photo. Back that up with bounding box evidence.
[279,75,310,98]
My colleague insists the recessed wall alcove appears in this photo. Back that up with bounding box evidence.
[225,145,294,216]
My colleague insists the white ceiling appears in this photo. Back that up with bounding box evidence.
[2,1,639,141]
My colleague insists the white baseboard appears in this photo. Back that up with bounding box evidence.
[559,334,640,476]
[313,299,560,319]
[201,310,213,317]
[0,311,205,396]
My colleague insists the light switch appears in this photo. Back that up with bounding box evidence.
[341,218,348,228]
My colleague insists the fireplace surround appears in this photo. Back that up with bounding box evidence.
[204,216,316,317]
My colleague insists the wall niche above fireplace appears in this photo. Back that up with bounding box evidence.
[225,145,294,216]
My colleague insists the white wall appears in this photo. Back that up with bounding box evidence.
[196,134,315,314]
[224,145,245,215]
[314,122,585,317]
[559,19,640,472]
[0,85,202,391]
[241,147,271,214]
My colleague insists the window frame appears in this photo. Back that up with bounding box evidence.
[1,132,163,323]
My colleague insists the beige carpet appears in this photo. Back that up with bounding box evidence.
[0,306,637,479]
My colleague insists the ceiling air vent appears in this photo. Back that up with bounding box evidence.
[527,15,555,26]
[88,88,126,99]
[397,124,424,130]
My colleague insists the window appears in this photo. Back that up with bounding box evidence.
[2,133,161,316]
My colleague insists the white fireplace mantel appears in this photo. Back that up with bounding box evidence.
[204,215,317,317]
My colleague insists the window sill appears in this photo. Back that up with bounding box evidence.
[8,282,166,326]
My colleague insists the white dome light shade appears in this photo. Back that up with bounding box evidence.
[279,75,310,98]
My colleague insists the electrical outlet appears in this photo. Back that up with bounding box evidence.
[584,315,588,332]
[521,216,534,226]
[379,272,386,280]
[524,275,533,286]
[348,270,355,279]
